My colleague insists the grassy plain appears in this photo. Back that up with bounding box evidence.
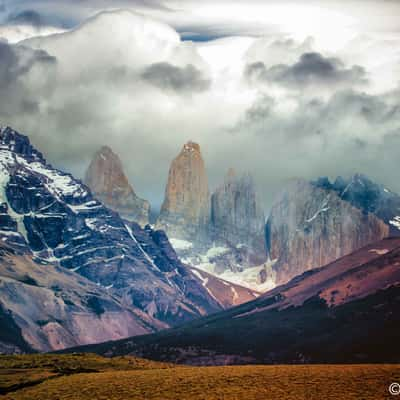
[1,354,399,399]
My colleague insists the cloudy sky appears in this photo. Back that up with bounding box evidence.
[0,0,399,212]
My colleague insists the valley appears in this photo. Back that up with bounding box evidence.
[72,237,400,364]
[0,3,399,399]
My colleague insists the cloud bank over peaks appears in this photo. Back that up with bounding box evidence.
[0,5,399,210]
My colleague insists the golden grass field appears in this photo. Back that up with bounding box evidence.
[0,354,399,400]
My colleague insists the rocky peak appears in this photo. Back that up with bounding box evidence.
[183,141,201,153]
[157,141,210,241]
[210,169,266,262]
[225,167,237,182]
[0,126,44,162]
[84,145,150,226]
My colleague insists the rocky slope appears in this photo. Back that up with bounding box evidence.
[0,126,253,335]
[84,146,150,226]
[0,243,162,353]
[73,237,400,364]
[187,266,259,307]
[157,142,210,242]
[266,179,389,285]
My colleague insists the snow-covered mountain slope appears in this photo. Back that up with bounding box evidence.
[0,126,233,328]
[175,240,275,292]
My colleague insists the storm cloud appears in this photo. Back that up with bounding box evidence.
[245,52,367,88]
[0,41,55,82]
[0,41,56,118]
[7,10,44,27]
[0,4,399,212]
[142,62,211,93]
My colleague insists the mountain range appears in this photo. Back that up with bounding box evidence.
[84,139,400,292]
[1,124,400,360]
[0,126,256,353]
[85,140,270,292]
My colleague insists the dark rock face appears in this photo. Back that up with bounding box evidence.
[266,179,389,285]
[0,126,223,328]
[210,169,266,265]
[84,146,150,226]
[313,174,400,236]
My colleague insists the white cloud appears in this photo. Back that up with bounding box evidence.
[0,24,64,43]
[0,4,399,212]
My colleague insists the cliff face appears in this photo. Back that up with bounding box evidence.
[210,169,266,264]
[266,179,389,285]
[314,174,400,236]
[157,142,210,241]
[84,146,150,226]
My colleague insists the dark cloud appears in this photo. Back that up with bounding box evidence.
[0,42,56,119]
[178,30,230,42]
[241,96,275,124]
[0,0,171,30]
[7,10,43,27]
[228,86,400,206]
[0,41,55,88]
[141,62,211,93]
[0,42,18,88]
[245,52,367,88]
[240,89,400,140]
[0,5,398,212]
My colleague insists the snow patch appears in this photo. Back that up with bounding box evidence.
[0,155,29,243]
[193,259,276,293]
[16,156,87,199]
[85,218,98,231]
[191,269,221,305]
[369,248,389,255]
[205,246,229,258]
[230,286,239,302]
[306,196,330,223]
[389,216,400,230]
[169,238,193,251]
